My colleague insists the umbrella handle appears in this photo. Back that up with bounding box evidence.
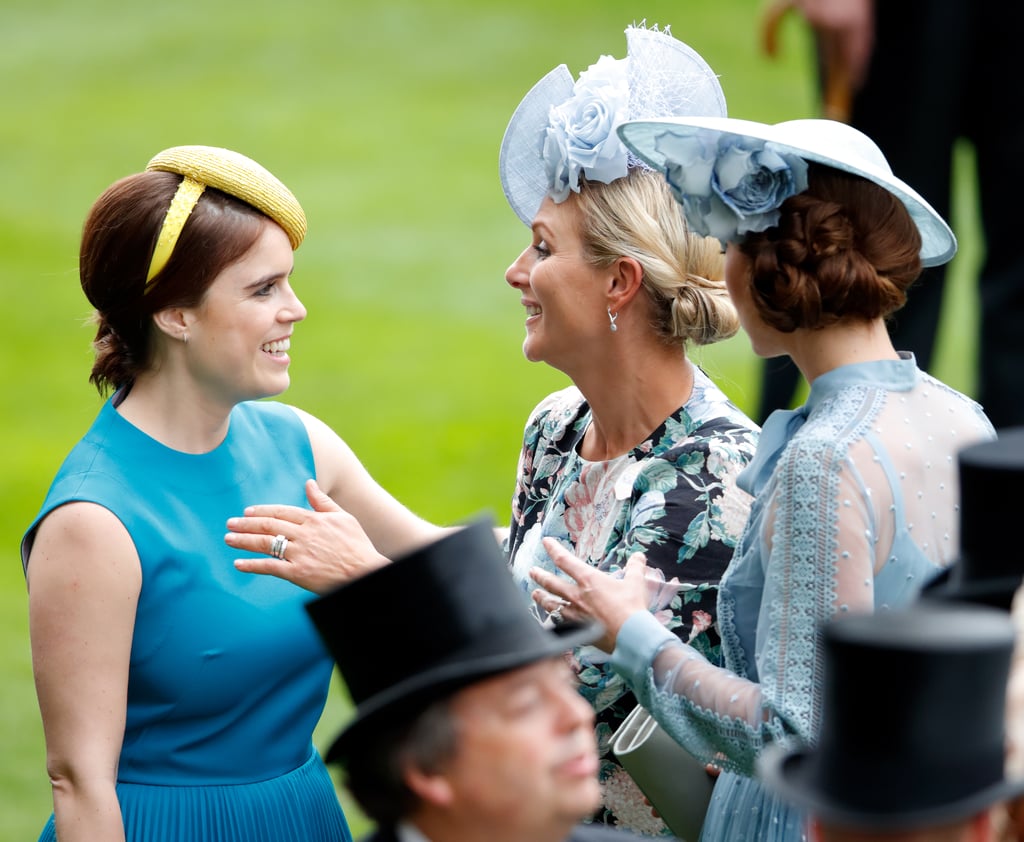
[759,0,853,123]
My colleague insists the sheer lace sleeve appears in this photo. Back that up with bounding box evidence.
[612,432,877,776]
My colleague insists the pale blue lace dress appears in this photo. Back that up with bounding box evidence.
[611,355,994,842]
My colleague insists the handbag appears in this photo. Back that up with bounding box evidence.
[611,704,716,842]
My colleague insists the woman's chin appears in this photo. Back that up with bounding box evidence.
[522,339,544,364]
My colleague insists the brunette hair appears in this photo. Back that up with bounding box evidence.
[80,170,269,394]
[575,169,739,346]
[737,163,923,332]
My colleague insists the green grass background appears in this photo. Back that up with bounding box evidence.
[0,0,981,838]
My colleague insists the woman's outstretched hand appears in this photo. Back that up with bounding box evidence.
[530,538,656,652]
[226,479,390,594]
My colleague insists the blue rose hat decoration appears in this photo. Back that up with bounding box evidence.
[617,116,957,267]
[658,131,809,243]
[542,54,630,203]
[499,23,727,226]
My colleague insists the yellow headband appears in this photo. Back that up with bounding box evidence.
[146,177,206,282]
[144,145,307,285]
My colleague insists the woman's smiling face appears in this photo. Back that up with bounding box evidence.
[181,221,306,405]
[504,195,609,375]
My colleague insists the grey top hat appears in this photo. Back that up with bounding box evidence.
[498,23,726,226]
[759,603,1024,831]
[305,519,600,763]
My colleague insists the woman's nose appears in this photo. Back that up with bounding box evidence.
[505,246,531,288]
[282,284,307,323]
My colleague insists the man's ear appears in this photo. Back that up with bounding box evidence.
[968,808,993,842]
[403,763,456,808]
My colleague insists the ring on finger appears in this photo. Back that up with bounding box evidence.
[270,534,289,560]
[549,598,570,626]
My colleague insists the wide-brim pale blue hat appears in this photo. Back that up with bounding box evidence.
[499,23,727,226]
[618,116,956,267]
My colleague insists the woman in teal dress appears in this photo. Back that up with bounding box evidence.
[22,146,444,841]
[529,117,996,841]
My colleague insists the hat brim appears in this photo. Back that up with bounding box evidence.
[617,116,956,267]
[920,572,1022,612]
[498,65,575,227]
[759,743,1024,831]
[324,620,601,764]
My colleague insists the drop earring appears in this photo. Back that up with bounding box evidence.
[608,307,618,333]
[182,331,190,345]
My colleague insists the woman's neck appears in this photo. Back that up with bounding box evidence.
[573,348,694,462]
[786,318,900,384]
[115,370,235,454]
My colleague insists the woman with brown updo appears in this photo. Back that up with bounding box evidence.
[527,118,997,841]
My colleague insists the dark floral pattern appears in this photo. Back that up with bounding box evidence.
[506,368,758,834]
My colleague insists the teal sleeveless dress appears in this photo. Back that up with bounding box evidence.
[22,397,352,842]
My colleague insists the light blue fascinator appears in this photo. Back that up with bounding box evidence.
[498,23,727,226]
[617,115,957,267]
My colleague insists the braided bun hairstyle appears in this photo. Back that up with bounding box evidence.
[80,170,268,394]
[575,169,739,346]
[737,163,923,332]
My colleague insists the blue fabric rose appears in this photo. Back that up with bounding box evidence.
[659,131,808,244]
[543,55,631,202]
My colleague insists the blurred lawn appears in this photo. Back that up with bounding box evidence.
[0,0,979,838]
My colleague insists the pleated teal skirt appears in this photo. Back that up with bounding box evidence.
[36,750,352,842]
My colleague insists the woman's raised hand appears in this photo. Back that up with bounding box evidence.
[226,479,390,594]
[530,538,655,652]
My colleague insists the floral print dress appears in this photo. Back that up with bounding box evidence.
[506,365,759,836]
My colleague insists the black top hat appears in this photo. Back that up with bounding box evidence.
[922,428,1024,610]
[759,603,1024,831]
[305,518,600,764]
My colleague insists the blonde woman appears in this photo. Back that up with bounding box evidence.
[498,25,759,833]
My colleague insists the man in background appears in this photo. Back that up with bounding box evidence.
[759,0,1024,429]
